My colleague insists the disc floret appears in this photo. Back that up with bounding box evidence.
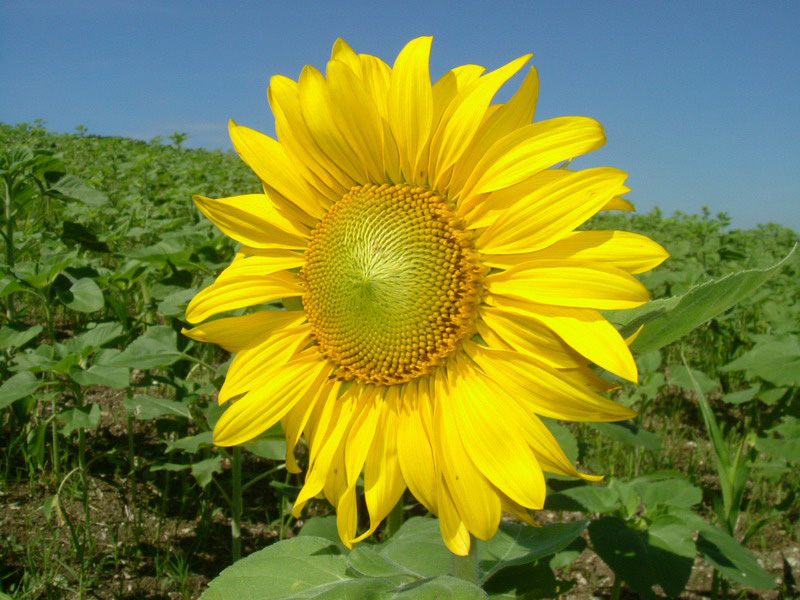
[302,183,483,385]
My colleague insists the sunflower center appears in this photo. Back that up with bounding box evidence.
[302,183,483,385]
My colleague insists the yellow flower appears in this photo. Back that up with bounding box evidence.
[184,37,668,555]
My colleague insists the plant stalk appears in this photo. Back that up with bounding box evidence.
[231,446,243,562]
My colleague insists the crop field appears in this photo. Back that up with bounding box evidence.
[1,121,798,599]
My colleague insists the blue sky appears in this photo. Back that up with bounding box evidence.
[2,0,799,231]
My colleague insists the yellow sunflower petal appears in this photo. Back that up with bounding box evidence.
[395,380,438,514]
[213,350,330,446]
[181,309,305,353]
[228,121,325,220]
[476,167,628,254]
[351,394,407,543]
[269,74,352,196]
[438,478,471,556]
[193,193,309,250]
[465,343,636,422]
[283,380,340,474]
[526,230,670,274]
[434,368,501,540]
[484,297,637,382]
[451,360,546,509]
[218,325,310,403]
[185,268,302,324]
[448,66,540,197]
[293,387,360,517]
[389,36,434,180]
[602,196,636,211]
[487,259,649,310]
[459,116,606,203]
[429,54,531,185]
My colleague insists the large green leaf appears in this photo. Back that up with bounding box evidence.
[589,516,695,599]
[58,404,101,436]
[61,277,105,313]
[695,524,776,589]
[720,334,800,387]
[375,517,453,579]
[124,394,191,420]
[0,325,43,350]
[478,520,588,583]
[51,173,108,206]
[590,421,661,451]
[606,246,796,353]
[104,326,184,369]
[0,371,40,409]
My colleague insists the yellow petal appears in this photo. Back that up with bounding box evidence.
[185,268,302,324]
[488,259,649,310]
[337,388,382,545]
[194,193,309,250]
[395,380,438,513]
[298,65,367,183]
[213,350,330,446]
[459,116,606,205]
[389,36,434,180]
[228,121,325,221]
[434,367,501,540]
[465,342,636,422]
[282,379,340,474]
[429,54,531,185]
[526,231,670,274]
[479,308,584,370]
[293,386,360,516]
[602,196,636,211]
[218,325,311,403]
[326,59,385,181]
[485,297,638,382]
[448,66,540,197]
[437,478,471,556]
[331,38,360,71]
[269,74,352,196]
[477,168,628,254]
[450,360,546,509]
[182,309,305,353]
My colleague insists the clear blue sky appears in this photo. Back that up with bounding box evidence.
[2,0,798,231]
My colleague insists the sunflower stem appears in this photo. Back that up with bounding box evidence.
[451,535,480,584]
[231,446,242,563]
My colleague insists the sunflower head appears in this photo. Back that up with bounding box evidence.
[184,37,668,555]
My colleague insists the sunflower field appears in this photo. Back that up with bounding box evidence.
[0,113,797,600]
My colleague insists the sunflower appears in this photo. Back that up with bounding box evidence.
[183,37,668,555]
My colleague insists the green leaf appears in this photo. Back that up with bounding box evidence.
[607,245,797,353]
[545,484,620,514]
[0,324,43,350]
[61,277,105,313]
[72,322,123,351]
[69,364,130,388]
[634,478,702,510]
[540,418,578,464]
[346,547,416,581]
[376,517,453,579]
[51,173,108,206]
[200,536,369,599]
[668,365,720,395]
[191,456,222,488]
[722,385,762,405]
[589,516,695,599]
[590,421,662,451]
[695,524,776,589]
[61,221,110,252]
[104,326,184,369]
[396,577,487,599]
[124,394,191,420]
[483,560,570,599]
[0,371,40,409]
[720,335,800,387]
[58,404,101,436]
[756,416,800,463]
[166,431,214,453]
[478,520,588,583]
[299,516,348,552]
[244,438,287,461]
